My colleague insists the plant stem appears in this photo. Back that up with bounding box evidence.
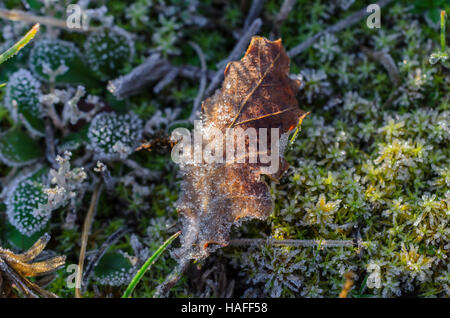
[289,112,310,146]
[441,10,447,53]
[153,256,189,298]
[122,231,181,298]
[0,9,98,32]
[229,238,355,247]
[75,182,103,298]
[0,23,39,65]
[288,0,393,57]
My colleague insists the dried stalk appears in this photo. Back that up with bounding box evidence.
[271,0,296,38]
[153,257,190,298]
[288,0,393,57]
[124,159,161,181]
[229,238,355,248]
[0,8,98,32]
[81,227,128,293]
[188,41,207,122]
[75,182,102,298]
[243,0,266,31]
[108,54,215,99]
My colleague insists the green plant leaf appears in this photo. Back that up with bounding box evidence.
[0,127,44,166]
[93,251,134,286]
[58,124,89,152]
[6,223,47,251]
[28,39,100,88]
[84,27,135,80]
[5,69,45,136]
[0,38,33,83]
[5,168,50,237]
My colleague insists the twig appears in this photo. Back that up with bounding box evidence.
[0,9,98,32]
[82,227,128,293]
[229,238,355,248]
[124,159,161,181]
[362,47,400,86]
[188,41,207,122]
[153,256,190,298]
[153,69,179,94]
[44,118,58,170]
[205,18,262,97]
[107,54,215,99]
[271,0,296,38]
[288,0,393,57]
[75,182,103,298]
[243,0,266,31]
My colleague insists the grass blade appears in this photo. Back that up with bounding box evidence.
[0,23,39,65]
[122,231,181,298]
[441,10,447,53]
[289,112,310,146]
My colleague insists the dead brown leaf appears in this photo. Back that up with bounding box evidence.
[175,36,308,260]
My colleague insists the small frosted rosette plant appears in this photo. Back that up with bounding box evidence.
[84,26,135,80]
[87,112,143,161]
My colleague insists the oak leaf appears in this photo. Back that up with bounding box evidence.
[175,36,308,260]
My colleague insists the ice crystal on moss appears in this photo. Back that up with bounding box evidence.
[242,246,305,297]
[313,33,340,63]
[302,194,341,229]
[299,69,332,103]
